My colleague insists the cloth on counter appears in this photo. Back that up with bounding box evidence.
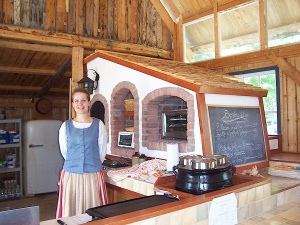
[107,159,167,182]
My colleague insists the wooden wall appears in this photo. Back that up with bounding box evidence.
[0,0,172,50]
[0,98,68,122]
[211,55,300,154]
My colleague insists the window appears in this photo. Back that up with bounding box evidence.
[219,2,260,56]
[183,16,215,62]
[267,0,300,47]
[231,67,280,135]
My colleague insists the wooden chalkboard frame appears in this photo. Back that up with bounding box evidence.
[206,103,270,171]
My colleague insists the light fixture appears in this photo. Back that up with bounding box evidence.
[77,69,100,94]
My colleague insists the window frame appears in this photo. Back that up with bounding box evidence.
[230,66,280,134]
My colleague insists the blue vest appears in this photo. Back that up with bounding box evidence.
[63,118,102,174]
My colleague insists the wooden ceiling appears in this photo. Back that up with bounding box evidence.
[0,0,298,100]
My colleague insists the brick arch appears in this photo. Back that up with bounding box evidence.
[91,94,109,141]
[110,81,139,157]
[142,87,195,153]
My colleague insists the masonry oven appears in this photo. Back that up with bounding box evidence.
[161,109,187,140]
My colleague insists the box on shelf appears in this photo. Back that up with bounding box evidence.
[0,132,9,144]
[8,131,19,144]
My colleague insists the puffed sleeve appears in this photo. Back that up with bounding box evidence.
[58,122,67,159]
[98,120,107,163]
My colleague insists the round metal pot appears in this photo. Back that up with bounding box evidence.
[173,163,236,195]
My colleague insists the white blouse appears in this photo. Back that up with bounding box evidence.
[59,120,107,163]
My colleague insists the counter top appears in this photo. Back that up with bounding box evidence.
[41,174,271,225]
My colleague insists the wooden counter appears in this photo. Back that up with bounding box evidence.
[86,174,271,225]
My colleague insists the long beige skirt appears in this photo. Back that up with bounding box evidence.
[56,170,107,218]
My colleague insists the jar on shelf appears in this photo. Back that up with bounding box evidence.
[132,152,140,165]
[139,154,146,164]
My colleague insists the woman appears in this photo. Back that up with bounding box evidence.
[56,87,108,218]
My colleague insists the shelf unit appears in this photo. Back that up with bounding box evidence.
[0,119,22,199]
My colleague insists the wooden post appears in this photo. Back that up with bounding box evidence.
[71,47,84,118]
[214,0,220,58]
[259,0,267,50]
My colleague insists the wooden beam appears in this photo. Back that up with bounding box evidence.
[0,84,68,93]
[266,51,300,86]
[150,0,175,35]
[0,39,72,54]
[0,102,68,108]
[37,57,72,98]
[0,66,56,75]
[183,0,251,24]
[193,43,300,69]
[0,24,172,59]
[174,15,183,61]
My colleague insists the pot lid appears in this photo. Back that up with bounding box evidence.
[203,155,227,165]
[179,154,202,166]
[191,158,217,170]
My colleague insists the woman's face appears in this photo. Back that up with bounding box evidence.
[72,92,90,114]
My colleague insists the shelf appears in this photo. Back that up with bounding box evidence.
[0,119,23,198]
[0,167,21,173]
[0,119,21,124]
[0,143,21,148]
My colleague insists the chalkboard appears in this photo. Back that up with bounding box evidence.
[208,106,266,166]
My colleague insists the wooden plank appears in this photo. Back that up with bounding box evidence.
[194,43,300,69]
[85,0,93,36]
[117,0,126,42]
[67,0,76,33]
[0,0,3,23]
[175,15,183,61]
[0,24,172,59]
[296,57,300,153]
[196,92,212,155]
[13,0,21,25]
[37,57,72,98]
[156,11,163,48]
[0,39,72,54]
[286,57,298,153]
[4,0,14,24]
[92,0,100,37]
[56,0,67,32]
[98,0,108,39]
[72,47,84,86]
[150,3,157,47]
[161,21,170,50]
[75,0,84,34]
[44,0,56,30]
[149,0,175,35]
[21,0,31,27]
[281,63,288,152]
[0,66,61,76]
[125,0,131,43]
[266,51,300,87]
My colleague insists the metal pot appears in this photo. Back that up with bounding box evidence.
[173,158,236,195]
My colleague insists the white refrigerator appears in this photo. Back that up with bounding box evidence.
[23,120,64,196]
